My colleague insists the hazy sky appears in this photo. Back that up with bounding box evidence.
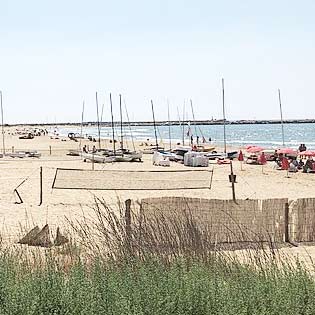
[1,0,315,123]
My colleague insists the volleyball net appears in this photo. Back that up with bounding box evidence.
[52,168,214,191]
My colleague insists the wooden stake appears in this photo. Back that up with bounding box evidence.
[92,153,95,170]
[230,161,236,202]
[39,167,43,206]
[49,145,52,155]
[14,189,23,204]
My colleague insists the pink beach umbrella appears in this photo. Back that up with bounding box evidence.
[277,148,297,155]
[245,145,254,150]
[299,150,315,157]
[247,146,264,153]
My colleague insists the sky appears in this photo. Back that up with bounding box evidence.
[1,0,315,123]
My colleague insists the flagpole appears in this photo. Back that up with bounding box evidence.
[222,78,227,154]
[278,89,285,147]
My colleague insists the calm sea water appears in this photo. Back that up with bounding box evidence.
[54,123,315,149]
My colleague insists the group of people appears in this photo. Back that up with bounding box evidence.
[274,155,315,173]
[82,145,97,153]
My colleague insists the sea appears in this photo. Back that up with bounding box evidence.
[53,122,315,149]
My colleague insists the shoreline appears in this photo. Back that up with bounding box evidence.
[4,118,315,127]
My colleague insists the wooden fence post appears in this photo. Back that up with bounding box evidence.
[125,199,132,252]
[284,202,289,243]
[39,166,43,206]
[49,145,52,155]
[229,161,236,202]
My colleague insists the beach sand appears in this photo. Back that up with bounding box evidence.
[1,126,315,250]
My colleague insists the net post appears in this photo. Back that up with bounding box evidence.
[39,166,43,206]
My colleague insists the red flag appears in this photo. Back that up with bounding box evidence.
[238,150,244,162]
[258,152,267,165]
[281,157,289,170]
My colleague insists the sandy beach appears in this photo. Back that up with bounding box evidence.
[1,126,315,243]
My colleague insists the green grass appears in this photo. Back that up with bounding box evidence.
[1,200,315,314]
[0,252,314,314]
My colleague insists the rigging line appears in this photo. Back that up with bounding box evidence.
[190,99,206,140]
[14,167,40,190]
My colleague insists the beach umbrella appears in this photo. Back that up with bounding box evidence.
[238,150,244,171]
[281,157,289,170]
[299,150,315,157]
[247,146,264,153]
[245,145,254,150]
[277,148,297,155]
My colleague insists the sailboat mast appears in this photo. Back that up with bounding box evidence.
[0,91,5,155]
[177,106,183,145]
[124,100,136,151]
[190,99,198,139]
[167,100,171,150]
[79,100,85,150]
[151,100,159,151]
[119,94,123,151]
[109,93,116,154]
[278,89,285,147]
[222,78,227,153]
[182,101,185,145]
[95,92,101,150]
